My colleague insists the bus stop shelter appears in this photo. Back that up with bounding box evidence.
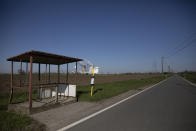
[7,50,82,113]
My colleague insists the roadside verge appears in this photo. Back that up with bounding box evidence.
[179,75,196,87]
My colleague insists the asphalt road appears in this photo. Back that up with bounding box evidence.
[67,75,196,131]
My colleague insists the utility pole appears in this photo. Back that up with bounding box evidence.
[168,65,170,73]
[161,56,164,73]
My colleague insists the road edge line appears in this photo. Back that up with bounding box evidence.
[57,77,169,131]
[180,75,196,87]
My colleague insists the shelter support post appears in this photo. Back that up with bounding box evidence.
[9,61,13,104]
[75,62,78,86]
[29,56,33,110]
[45,64,47,83]
[20,61,22,87]
[49,64,52,97]
[56,64,60,102]
[66,64,68,84]
[66,63,69,96]
[38,63,41,99]
[26,62,28,99]
[20,61,22,72]
[26,62,28,84]
[58,64,60,83]
[48,64,50,83]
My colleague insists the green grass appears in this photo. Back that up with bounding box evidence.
[180,72,196,84]
[0,94,8,111]
[0,90,38,111]
[77,75,167,101]
[0,111,32,130]
[0,91,45,131]
[0,111,46,131]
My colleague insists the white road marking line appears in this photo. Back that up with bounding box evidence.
[57,77,169,131]
[180,76,196,87]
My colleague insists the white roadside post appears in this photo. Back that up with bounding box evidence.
[90,66,95,96]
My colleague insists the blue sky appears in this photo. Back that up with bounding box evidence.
[0,0,196,73]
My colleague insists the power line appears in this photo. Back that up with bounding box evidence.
[161,33,196,73]
[166,39,196,59]
[165,34,196,59]
[169,32,196,53]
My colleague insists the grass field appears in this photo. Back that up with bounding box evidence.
[0,91,44,130]
[0,111,31,130]
[179,72,196,84]
[0,73,170,130]
[77,75,167,101]
[0,111,46,131]
[0,111,45,131]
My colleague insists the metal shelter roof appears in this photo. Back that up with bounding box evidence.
[7,50,82,65]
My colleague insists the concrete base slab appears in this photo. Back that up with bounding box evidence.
[8,96,77,115]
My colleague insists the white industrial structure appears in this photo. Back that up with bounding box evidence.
[74,59,99,74]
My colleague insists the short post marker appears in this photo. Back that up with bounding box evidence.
[90,66,95,96]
